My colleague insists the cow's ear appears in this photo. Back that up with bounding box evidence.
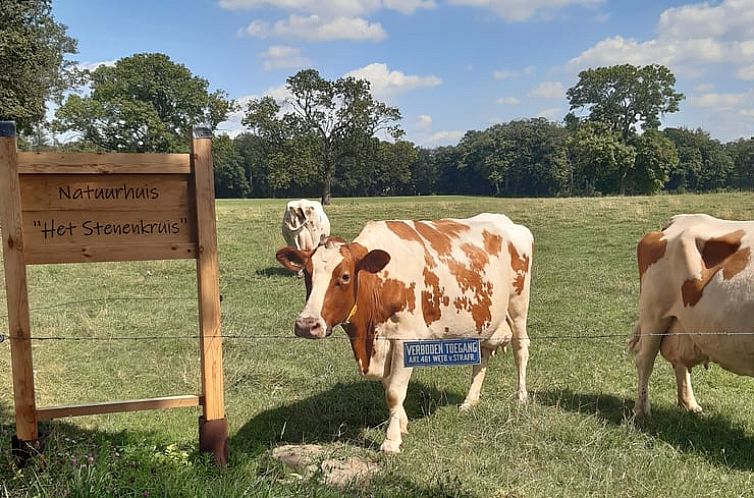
[357,249,390,274]
[276,247,310,272]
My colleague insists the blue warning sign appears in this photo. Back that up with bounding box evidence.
[403,338,481,367]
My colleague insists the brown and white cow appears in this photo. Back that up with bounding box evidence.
[276,213,533,452]
[630,214,754,416]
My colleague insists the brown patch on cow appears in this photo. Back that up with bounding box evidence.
[447,259,493,332]
[637,231,667,280]
[432,219,469,239]
[507,242,529,295]
[482,230,503,256]
[461,242,489,269]
[325,245,417,375]
[386,221,426,248]
[422,267,448,326]
[682,230,750,306]
[414,221,454,256]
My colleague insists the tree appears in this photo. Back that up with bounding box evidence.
[242,69,403,205]
[728,138,754,190]
[567,64,684,140]
[0,0,79,134]
[568,121,636,195]
[663,128,733,191]
[212,135,250,198]
[54,53,234,152]
[628,131,678,194]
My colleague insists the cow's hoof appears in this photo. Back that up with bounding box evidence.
[681,403,703,414]
[459,401,476,411]
[379,440,401,453]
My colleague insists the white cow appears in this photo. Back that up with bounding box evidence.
[276,214,533,452]
[281,199,331,252]
[630,214,754,416]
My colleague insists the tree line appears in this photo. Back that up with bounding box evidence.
[3,0,753,204]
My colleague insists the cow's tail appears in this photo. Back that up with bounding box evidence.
[627,322,642,354]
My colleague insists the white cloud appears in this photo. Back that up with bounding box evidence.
[448,0,602,22]
[77,60,117,72]
[493,65,535,80]
[694,83,715,92]
[535,107,562,120]
[690,92,747,109]
[345,63,441,99]
[260,45,310,71]
[496,96,520,105]
[739,109,754,118]
[243,15,387,42]
[570,1,754,80]
[219,0,435,16]
[425,130,465,146]
[529,81,564,99]
[736,64,754,81]
[216,94,256,137]
[417,114,433,129]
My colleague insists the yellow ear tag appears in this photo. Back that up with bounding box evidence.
[346,304,358,322]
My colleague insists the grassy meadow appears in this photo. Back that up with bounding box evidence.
[2,193,754,497]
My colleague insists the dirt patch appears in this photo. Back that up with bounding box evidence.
[271,444,381,489]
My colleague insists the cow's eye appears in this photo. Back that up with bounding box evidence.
[341,274,351,284]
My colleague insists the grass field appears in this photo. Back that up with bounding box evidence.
[2,193,754,497]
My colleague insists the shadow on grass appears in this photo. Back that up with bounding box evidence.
[537,388,754,471]
[232,380,464,457]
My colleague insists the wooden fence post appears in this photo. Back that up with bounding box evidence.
[0,121,40,459]
[191,126,228,465]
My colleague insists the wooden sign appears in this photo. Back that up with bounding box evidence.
[0,122,227,465]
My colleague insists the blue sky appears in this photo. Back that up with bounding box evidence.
[54,0,754,146]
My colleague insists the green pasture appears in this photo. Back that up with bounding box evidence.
[2,193,754,497]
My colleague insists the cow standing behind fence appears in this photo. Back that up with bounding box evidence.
[630,214,754,416]
[276,213,533,452]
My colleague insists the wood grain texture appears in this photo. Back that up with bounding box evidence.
[18,152,191,174]
[191,134,226,422]
[0,134,38,441]
[37,395,202,420]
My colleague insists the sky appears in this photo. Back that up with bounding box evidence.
[53,0,754,146]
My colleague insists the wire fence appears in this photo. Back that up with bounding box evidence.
[2,294,754,345]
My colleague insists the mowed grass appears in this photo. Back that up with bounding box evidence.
[2,193,754,497]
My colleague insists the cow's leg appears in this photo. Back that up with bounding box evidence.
[380,363,413,453]
[673,364,703,413]
[460,347,493,411]
[508,315,530,403]
[631,318,670,416]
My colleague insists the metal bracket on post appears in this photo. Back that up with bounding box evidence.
[198,416,228,465]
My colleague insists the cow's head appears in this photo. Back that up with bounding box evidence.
[276,239,390,339]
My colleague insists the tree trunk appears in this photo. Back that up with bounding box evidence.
[321,160,334,205]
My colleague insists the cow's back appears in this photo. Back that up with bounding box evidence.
[639,214,754,375]
[354,214,533,339]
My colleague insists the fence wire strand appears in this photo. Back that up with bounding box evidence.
[2,294,754,345]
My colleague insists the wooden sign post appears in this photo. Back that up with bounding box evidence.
[0,122,227,465]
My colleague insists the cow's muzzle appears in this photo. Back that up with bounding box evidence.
[294,315,331,339]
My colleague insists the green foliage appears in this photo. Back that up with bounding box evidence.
[459,119,570,196]
[0,0,79,134]
[567,121,637,195]
[567,64,684,139]
[242,69,402,204]
[213,135,250,198]
[727,137,754,190]
[663,128,734,191]
[54,53,234,152]
[628,131,678,194]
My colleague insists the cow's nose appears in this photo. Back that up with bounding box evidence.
[294,316,322,338]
